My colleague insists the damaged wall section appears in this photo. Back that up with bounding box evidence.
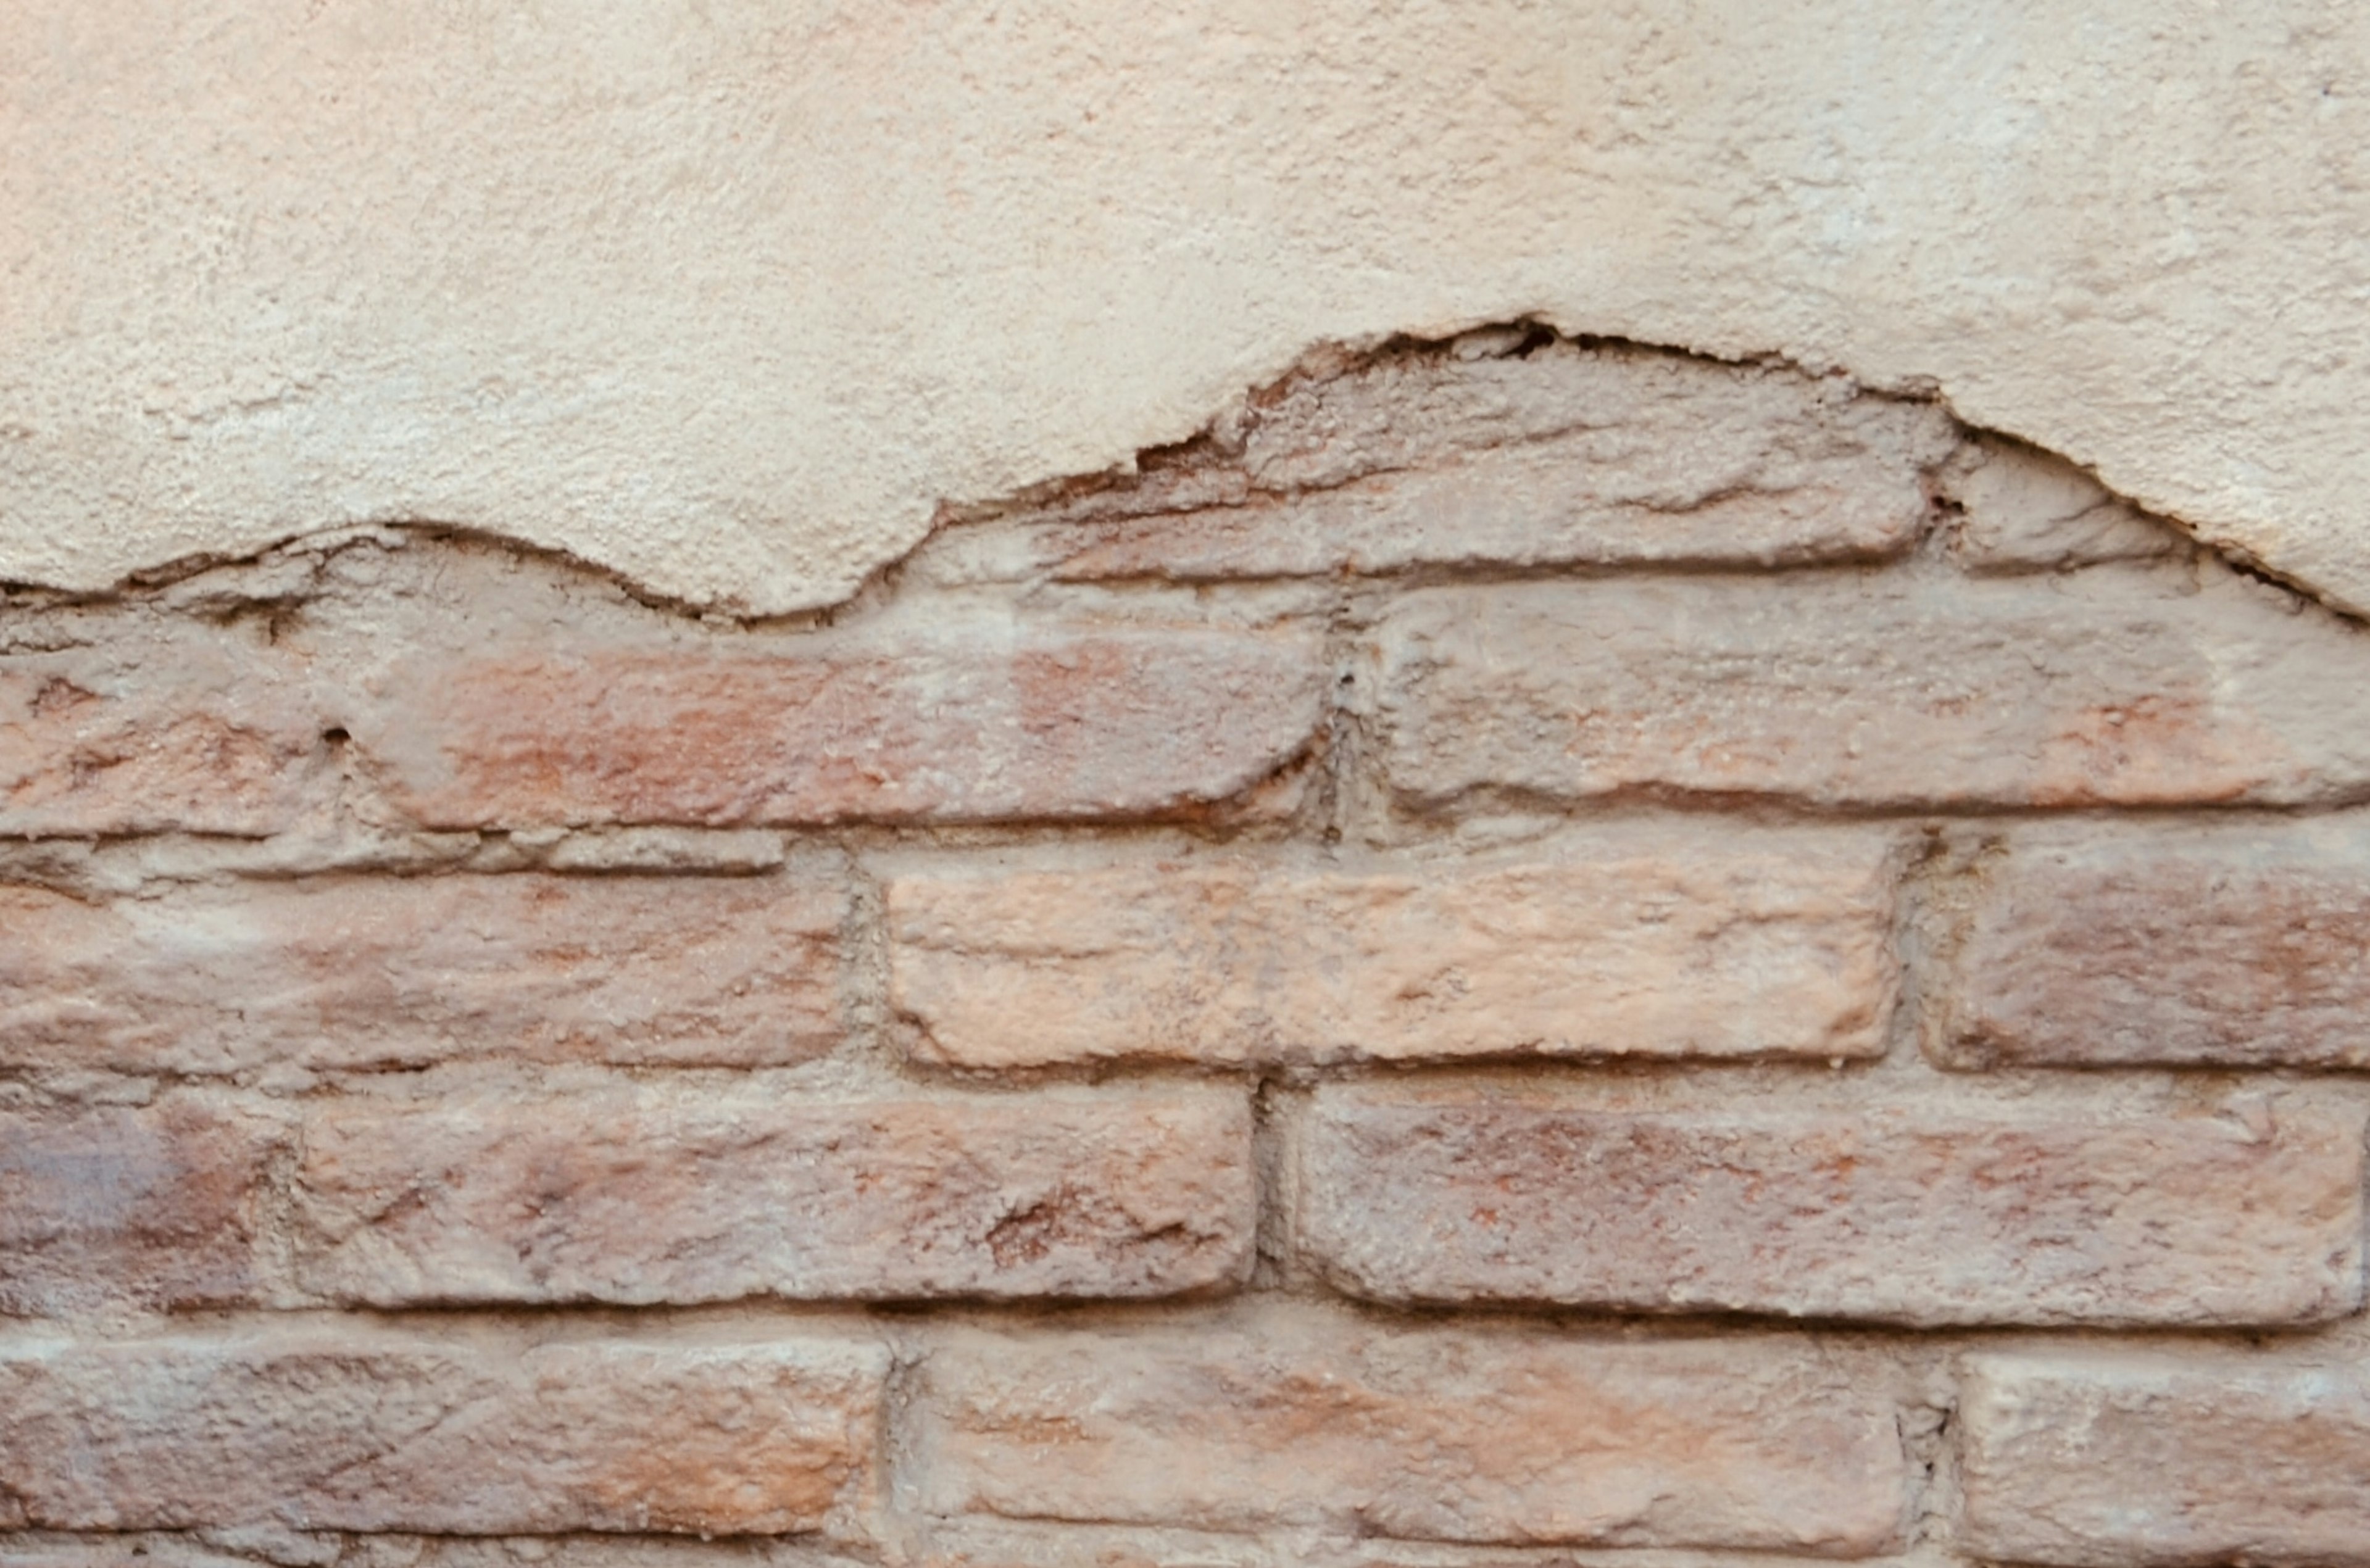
[7,331,2370,1568]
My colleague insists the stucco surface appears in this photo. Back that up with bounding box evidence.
[4,2,2365,615]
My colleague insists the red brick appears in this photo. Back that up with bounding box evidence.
[1961,1354,2370,1566]
[0,1101,280,1316]
[295,1088,1253,1305]
[1299,1091,2364,1327]
[886,829,1897,1069]
[1950,829,2370,1068]
[1376,570,2370,810]
[913,1313,1905,1554]
[0,873,842,1074]
[0,1335,886,1538]
[0,632,322,837]
[352,629,1325,828]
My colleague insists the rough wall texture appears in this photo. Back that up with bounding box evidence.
[6,2,2370,616]
[10,332,2370,1568]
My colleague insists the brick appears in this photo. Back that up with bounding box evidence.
[0,873,842,1074]
[351,629,1325,828]
[913,1314,1905,1553]
[295,1088,1252,1305]
[922,345,1945,585]
[1950,828,2370,1069]
[1376,568,2370,810]
[0,629,322,837]
[1960,1354,2370,1566]
[0,1335,886,1538]
[0,1101,280,1316]
[1942,436,2184,573]
[1299,1091,2364,1327]
[886,831,1897,1069]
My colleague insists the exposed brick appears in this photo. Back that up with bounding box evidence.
[0,631,322,837]
[913,1314,1905,1554]
[351,629,1325,828]
[886,831,1897,1069]
[1960,1354,2370,1567]
[1942,436,2185,573]
[295,1088,1252,1305]
[0,1335,886,1538]
[0,873,842,1074]
[921,345,1948,586]
[1950,828,2370,1069]
[0,1101,281,1316]
[1376,569,2370,810]
[1299,1090,2364,1327]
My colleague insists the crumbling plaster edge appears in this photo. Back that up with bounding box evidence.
[21,322,2338,631]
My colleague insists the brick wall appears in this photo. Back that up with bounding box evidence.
[7,329,2370,1568]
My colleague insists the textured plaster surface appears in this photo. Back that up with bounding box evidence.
[4,1,2366,614]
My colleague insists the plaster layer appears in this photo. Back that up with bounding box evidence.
[4,1,2366,613]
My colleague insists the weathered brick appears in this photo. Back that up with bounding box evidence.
[0,1101,281,1316]
[913,1314,1904,1553]
[886,831,1897,1069]
[295,1088,1253,1305]
[1942,436,2184,573]
[1299,1091,2364,1326]
[0,873,842,1074]
[1376,569,2370,810]
[921,345,1947,585]
[351,629,1324,828]
[0,629,322,837]
[1950,828,2370,1069]
[1960,1354,2370,1566]
[0,1335,886,1538]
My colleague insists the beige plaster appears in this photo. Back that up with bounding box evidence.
[4,2,2366,615]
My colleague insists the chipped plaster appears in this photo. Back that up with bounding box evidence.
[4,2,2366,615]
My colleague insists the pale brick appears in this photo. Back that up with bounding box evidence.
[0,1335,886,1538]
[352,629,1324,828]
[886,831,1897,1069]
[1960,1354,2370,1566]
[1299,1091,2364,1326]
[1951,828,2370,1068]
[922,346,1945,585]
[970,427,1931,584]
[1376,569,2370,810]
[0,1101,280,1316]
[913,1315,1904,1554]
[0,630,322,837]
[295,1088,1252,1305]
[0,873,842,1074]
[1943,436,2185,573]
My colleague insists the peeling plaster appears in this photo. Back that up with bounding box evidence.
[4,2,2367,615]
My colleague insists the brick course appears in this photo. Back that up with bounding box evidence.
[7,331,2370,1566]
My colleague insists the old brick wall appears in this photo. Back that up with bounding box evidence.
[6,329,2370,1568]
